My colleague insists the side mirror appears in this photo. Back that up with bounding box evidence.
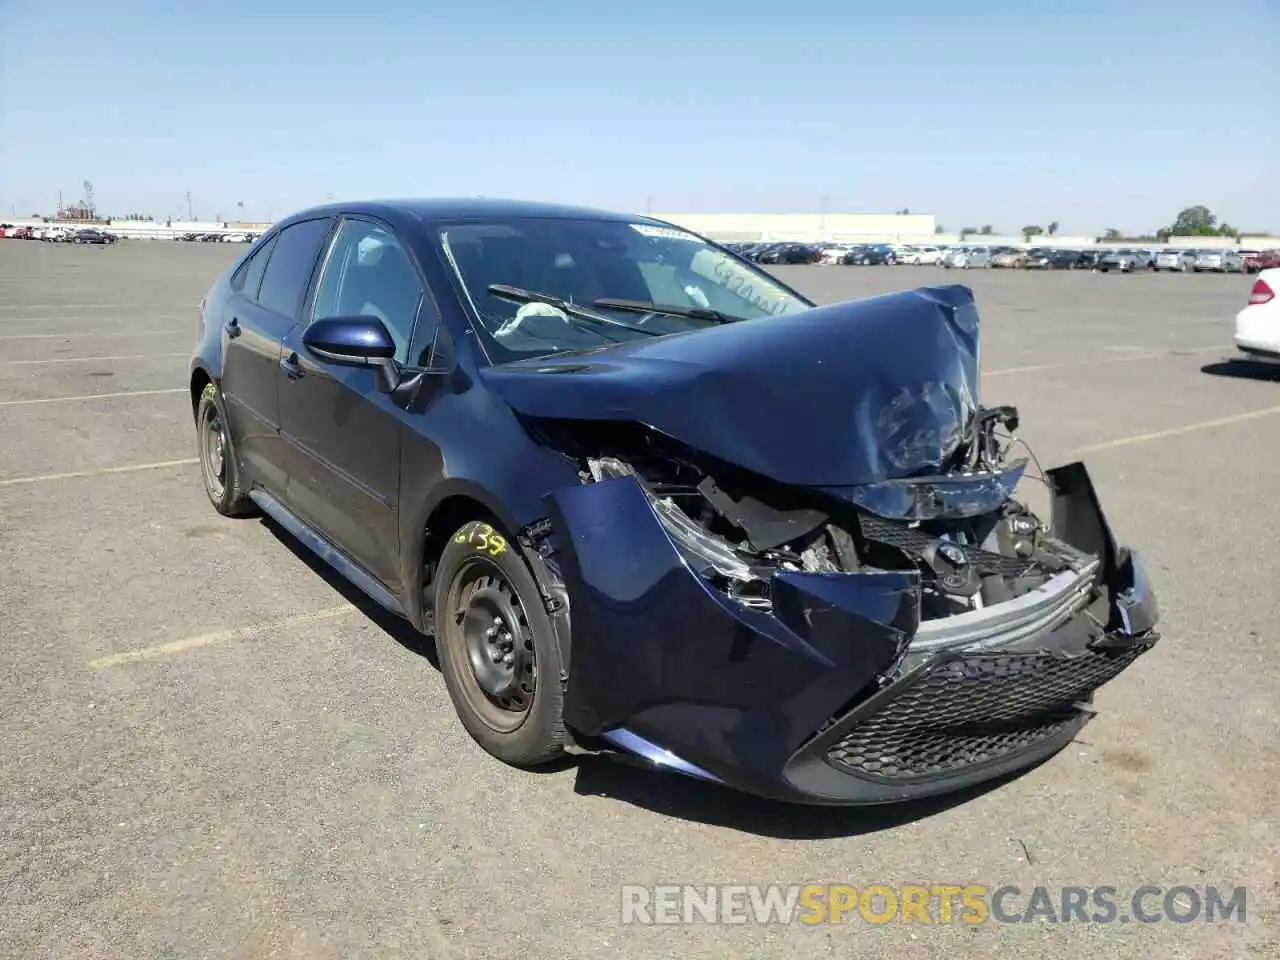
[303,316,401,392]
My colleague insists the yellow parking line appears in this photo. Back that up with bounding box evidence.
[0,329,185,341]
[0,388,185,407]
[0,352,188,365]
[0,303,183,310]
[89,605,360,669]
[0,458,198,487]
[1076,404,1280,453]
[986,345,1222,377]
[0,315,177,325]
[0,317,100,325]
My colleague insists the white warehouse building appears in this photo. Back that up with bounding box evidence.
[652,212,938,244]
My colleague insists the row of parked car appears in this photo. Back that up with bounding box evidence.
[0,224,119,243]
[0,225,261,244]
[724,241,1280,274]
[174,232,259,243]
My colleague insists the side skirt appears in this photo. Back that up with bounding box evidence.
[248,488,406,618]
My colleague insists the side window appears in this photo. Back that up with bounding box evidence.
[257,218,332,319]
[230,234,277,301]
[312,220,423,365]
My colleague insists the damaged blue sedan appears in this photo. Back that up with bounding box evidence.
[189,199,1160,805]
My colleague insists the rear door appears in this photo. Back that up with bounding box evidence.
[218,232,284,490]
[218,218,334,493]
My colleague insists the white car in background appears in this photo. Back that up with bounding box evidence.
[1234,269,1280,363]
[819,244,851,264]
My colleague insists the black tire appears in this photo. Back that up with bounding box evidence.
[433,520,566,766]
[195,381,256,517]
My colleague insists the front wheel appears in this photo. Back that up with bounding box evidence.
[433,521,566,766]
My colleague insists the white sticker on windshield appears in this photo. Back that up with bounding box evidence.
[631,224,700,242]
[689,249,788,316]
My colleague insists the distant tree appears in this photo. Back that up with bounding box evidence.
[979,225,994,235]
[935,224,945,234]
[1158,206,1244,238]
[1170,205,1216,236]
[1047,221,1059,236]
[1021,225,1044,242]
[960,226,978,237]
[1102,228,1123,242]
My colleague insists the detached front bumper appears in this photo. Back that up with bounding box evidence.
[542,462,1159,805]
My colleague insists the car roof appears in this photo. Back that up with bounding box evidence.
[278,197,658,228]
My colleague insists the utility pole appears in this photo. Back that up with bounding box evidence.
[58,190,63,215]
[645,194,653,214]
[185,192,194,221]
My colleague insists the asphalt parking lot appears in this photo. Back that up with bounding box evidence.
[1,241,1276,959]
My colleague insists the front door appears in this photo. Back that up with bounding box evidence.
[278,217,440,591]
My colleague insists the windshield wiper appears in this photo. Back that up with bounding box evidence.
[487,284,658,336]
[591,297,740,325]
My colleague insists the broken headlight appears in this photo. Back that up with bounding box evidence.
[587,457,758,586]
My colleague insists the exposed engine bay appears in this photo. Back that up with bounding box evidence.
[531,405,1082,626]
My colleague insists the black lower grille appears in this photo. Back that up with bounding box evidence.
[825,642,1153,781]
[857,513,1032,578]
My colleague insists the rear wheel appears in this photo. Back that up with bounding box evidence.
[433,521,566,766]
[195,382,255,517]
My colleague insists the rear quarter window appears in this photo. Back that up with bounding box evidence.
[230,234,278,301]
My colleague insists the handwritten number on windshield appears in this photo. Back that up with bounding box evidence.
[711,260,782,316]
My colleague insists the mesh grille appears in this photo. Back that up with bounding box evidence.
[825,643,1152,781]
[857,513,1032,578]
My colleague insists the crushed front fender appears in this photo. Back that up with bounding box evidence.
[545,474,919,800]
[544,464,1159,805]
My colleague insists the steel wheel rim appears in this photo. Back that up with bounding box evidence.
[447,559,536,733]
[202,407,227,500]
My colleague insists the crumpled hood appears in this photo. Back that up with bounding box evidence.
[480,284,980,487]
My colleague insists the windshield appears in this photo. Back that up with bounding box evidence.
[438,217,811,362]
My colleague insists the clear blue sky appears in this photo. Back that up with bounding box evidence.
[1,0,1275,234]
